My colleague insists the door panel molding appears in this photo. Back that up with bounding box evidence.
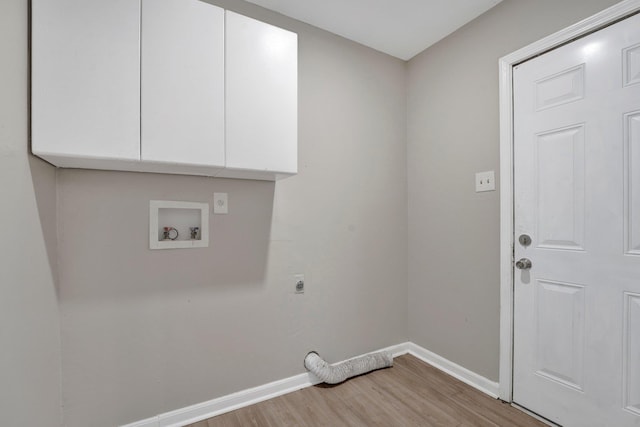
[535,64,585,111]
[625,111,640,255]
[498,0,640,402]
[535,124,586,251]
[534,279,586,392]
[623,292,640,415]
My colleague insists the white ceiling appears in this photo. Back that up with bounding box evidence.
[244,0,503,60]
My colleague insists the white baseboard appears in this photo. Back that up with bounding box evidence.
[121,342,497,427]
[121,416,159,427]
[406,342,500,398]
[159,372,318,427]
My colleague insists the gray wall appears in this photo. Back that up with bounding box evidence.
[406,0,620,381]
[55,2,408,426]
[3,0,626,425]
[0,0,62,425]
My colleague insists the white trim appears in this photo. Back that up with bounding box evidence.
[158,372,318,427]
[121,343,410,427]
[119,372,317,427]
[498,47,515,402]
[406,342,500,398]
[121,342,505,427]
[120,416,159,427]
[498,0,640,403]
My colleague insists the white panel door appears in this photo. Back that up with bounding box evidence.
[513,12,640,426]
[225,11,297,174]
[31,0,140,162]
[141,0,225,168]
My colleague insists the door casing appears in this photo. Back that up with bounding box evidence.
[498,0,640,403]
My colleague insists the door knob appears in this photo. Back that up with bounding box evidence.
[515,258,532,270]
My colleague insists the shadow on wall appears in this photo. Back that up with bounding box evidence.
[29,155,60,296]
[55,169,275,302]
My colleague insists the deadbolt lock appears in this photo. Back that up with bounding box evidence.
[518,234,532,246]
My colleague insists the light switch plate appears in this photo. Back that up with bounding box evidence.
[475,171,496,192]
[213,193,228,214]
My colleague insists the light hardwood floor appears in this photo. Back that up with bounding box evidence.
[187,354,547,427]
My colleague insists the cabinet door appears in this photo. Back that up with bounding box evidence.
[225,11,298,175]
[32,0,140,163]
[141,0,225,169]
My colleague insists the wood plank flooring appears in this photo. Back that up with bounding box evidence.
[187,355,546,427]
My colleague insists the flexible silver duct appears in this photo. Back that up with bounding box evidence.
[304,351,394,384]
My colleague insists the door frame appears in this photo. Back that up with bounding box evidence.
[498,0,640,402]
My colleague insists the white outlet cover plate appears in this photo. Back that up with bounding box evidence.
[213,193,228,214]
[475,170,496,192]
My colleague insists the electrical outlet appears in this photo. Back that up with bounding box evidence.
[213,193,228,214]
[294,274,304,294]
[475,171,496,192]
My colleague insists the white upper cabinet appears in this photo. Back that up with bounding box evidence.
[141,0,225,171]
[32,0,140,164]
[224,11,298,178]
[31,2,297,180]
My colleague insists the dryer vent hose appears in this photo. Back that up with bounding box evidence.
[304,350,393,385]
